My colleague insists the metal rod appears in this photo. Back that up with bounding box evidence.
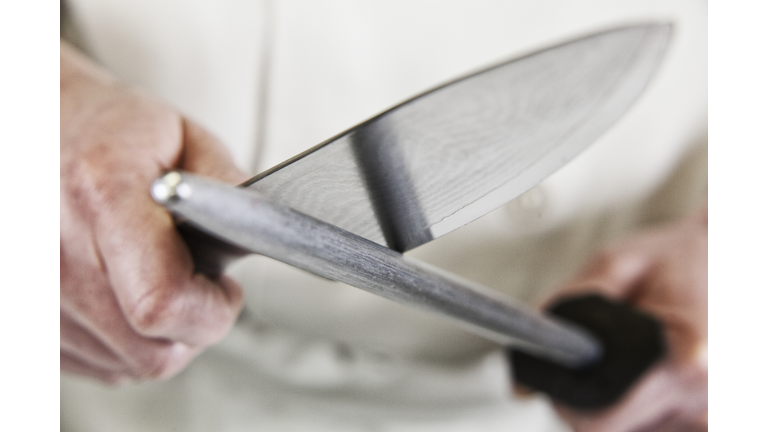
[152,171,603,367]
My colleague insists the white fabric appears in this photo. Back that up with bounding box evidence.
[61,1,707,430]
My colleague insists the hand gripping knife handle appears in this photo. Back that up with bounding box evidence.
[153,171,666,410]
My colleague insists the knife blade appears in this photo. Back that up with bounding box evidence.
[242,24,670,252]
[152,23,671,407]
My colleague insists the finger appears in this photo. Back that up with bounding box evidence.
[92,173,244,347]
[636,411,707,432]
[85,116,245,346]
[61,255,204,380]
[60,351,129,384]
[62,298,200,381]
[74,320,199,382]
[558,366,676,432]
[557,362,706,432]
[541,247,650,306]
[77,309,199,381]
[178,119,249,184]
[60,311,125,371]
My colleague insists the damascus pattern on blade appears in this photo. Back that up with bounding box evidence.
[244,25,670,252]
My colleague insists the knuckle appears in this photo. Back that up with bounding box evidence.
[62,157,104,203]
[590,247,643,279]
[127,286,177,337]
[62,152,123,216]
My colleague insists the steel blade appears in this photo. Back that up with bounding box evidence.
[242,24,671,252]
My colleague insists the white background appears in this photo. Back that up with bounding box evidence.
[0,1,761,429]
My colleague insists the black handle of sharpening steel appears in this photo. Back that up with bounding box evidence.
[509,294,666,410]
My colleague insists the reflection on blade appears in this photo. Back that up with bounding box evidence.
[350,122,433,251]
[243,25,670,252]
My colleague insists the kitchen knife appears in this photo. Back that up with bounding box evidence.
[153,24,671,409]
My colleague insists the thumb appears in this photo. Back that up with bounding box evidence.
[539,247,651,309]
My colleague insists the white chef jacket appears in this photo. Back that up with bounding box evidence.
[60,1,707,431]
